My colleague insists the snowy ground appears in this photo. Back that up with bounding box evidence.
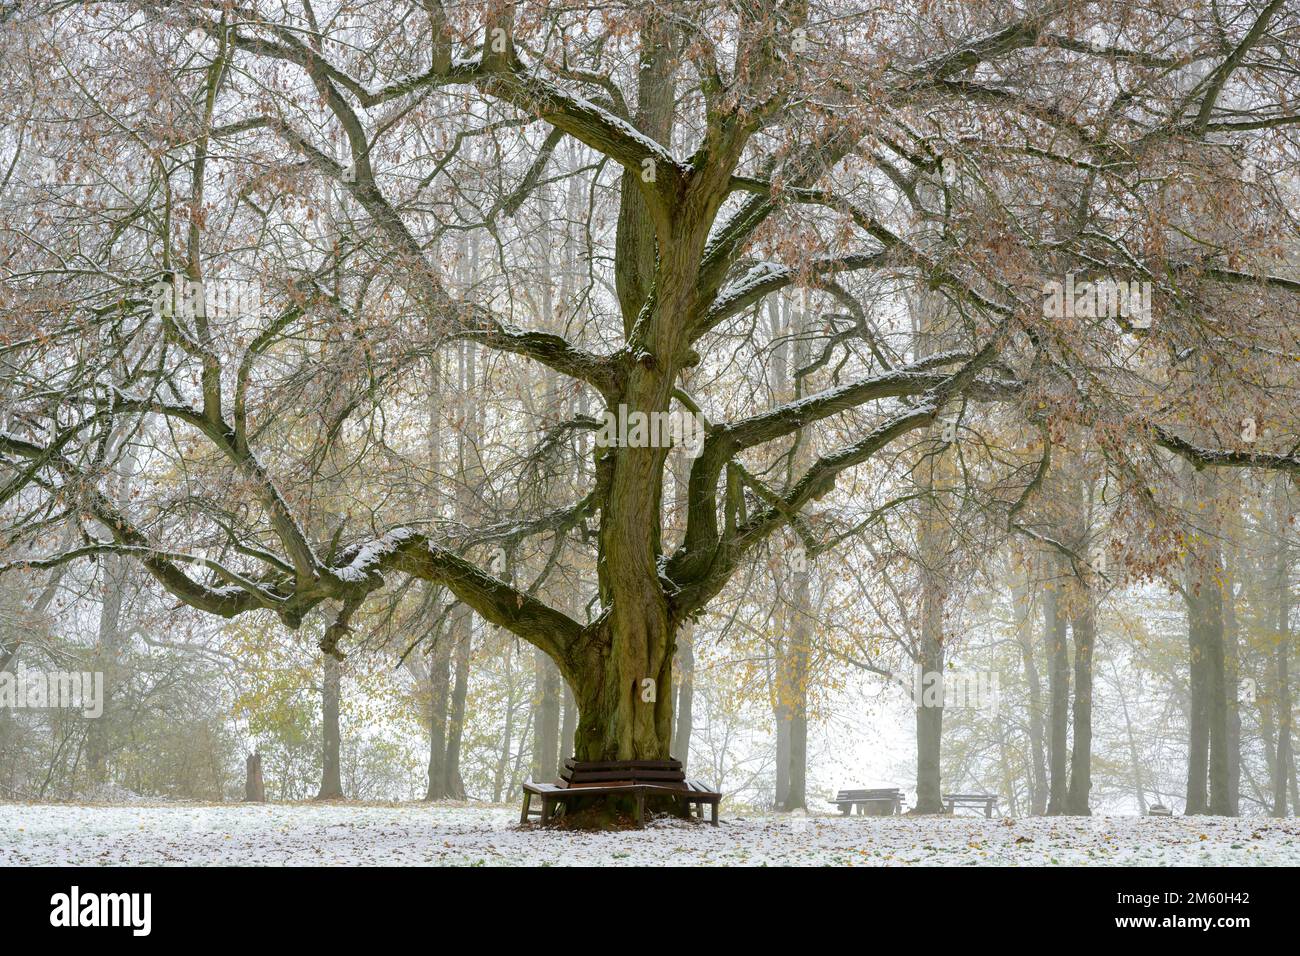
[3,802,1298,866]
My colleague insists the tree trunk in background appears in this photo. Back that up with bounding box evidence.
[493,642,516,800]
[243,752,266,802]
[1014,574,1048,815]
[424,632,451,800]
[440,308,480,798]
[782,560,811,811]
[672,625,694,771]
[908,274,950,817]
[1058,460,1098,817]
[421,313,448,801]
[316,654,344,799]
[559,680,577,776]
[509,709,533,801]
[913,568,946,814]
[85,548,125,786]
[419,227,483,799]
[768,296,790,811]
[773,710,791,807]
[443,612,471,799]
[997,719,1017,817]
[766,290,814,810]
[1289,750,1299,816]
[1207,582,1230,815]
[1066,593,1095,815]
[1223,514,1242,816]
[1184,471,1230,814]
[1112,658,1148,814]
[1185,582,1210,815]
[527,190,566,788]
[0,690,10,789]
[1044,565,1071,815]
[0,613,19,782]
[784,295,814,811]
[86,449,135,787]
[1185,592,1230,815]
[1273,476,1292,817]
[531,648,561,783]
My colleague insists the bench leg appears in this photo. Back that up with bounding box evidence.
[520,792,531,825]
[540,796,552,825]
[710,800,718,825]
[634,791,645,827]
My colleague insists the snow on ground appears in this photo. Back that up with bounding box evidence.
[2,802,1298,866]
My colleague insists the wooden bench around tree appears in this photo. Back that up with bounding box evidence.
[520,759,721,826]
[828,788,904,816]
[942,793,999,818]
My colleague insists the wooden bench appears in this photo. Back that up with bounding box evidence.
[520,759,721,826]
[829,788,904,816]
[943,793,998,818]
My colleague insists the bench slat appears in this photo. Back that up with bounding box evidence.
[561,769,687,783]
[828,786,903,816]
[684,780,721,798]
[834,789,900,798]
[564,759,683,771]
[522,781,564,794]
[942,793,998,818]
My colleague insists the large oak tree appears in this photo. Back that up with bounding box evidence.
[3,0,1300,789]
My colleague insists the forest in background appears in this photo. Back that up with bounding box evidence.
[1,0,1298,819]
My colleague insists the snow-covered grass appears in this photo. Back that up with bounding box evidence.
[2,802,1297,866]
